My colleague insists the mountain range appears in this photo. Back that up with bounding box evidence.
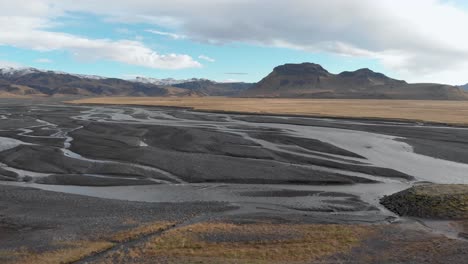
[0,64,466,100]
[131,76,209,86]
[243,63,468,100]
[0,67,252,97]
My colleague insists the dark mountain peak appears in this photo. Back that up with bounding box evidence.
[337,68,407,85]
[190,79,216,85]
[354,68,377,75]
[244,62,465,99]
[339,68,388,79]
[273,63,330,77]
[173,80,211,89]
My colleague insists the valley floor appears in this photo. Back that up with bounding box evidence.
[1,99,468,263]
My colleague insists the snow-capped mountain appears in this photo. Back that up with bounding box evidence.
[0,67,43,77]
[131,76,210,86]
[0,66,252,97]
[0,67,107,80]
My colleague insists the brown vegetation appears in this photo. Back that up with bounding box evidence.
[0,241,114,264]
[138,222,375,263]
[110,221,175,243]
[381,184,468,219]
[0,221,175,264]
[70,97,468,125]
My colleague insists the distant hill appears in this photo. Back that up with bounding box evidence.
[0,68,168,96]
[0,68,251,97]
[130,76,208,86]
[243,63,468,100]
[172,80,253,96]
[459,84,468,91]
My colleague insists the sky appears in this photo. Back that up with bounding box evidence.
[0,0,468,84]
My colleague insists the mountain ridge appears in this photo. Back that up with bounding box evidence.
[0,64,465,100]
[130,76,209,86]
[243,63,467,100]
[0,67,252,97]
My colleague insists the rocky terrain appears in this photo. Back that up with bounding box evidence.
[243,63,468,100]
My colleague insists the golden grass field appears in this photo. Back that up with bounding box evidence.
[142,222,374,264]
[70,97,468,125]
[1,221,175,264]
[97,222,376,264]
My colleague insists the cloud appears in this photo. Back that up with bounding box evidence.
[198,55,215,62]
[35,58,52,63]
[0,28,201,69]
[3,1,468,83]
[0,3,201,70]
[145,29,186,40]
[51,0,468,84]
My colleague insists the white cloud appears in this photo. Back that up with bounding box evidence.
[2,1,468,83]
[56,0,468,84]
[35,58,52,63]
[0,3,201,70]
[0,27,201,69]
[198,55,215,63]
[145,29,186,40]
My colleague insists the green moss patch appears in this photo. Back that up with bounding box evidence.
[381,184,468,219]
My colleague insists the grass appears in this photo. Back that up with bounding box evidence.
[413,184,468,196]
[0,221,176,264]
[138,222,375,263]
[110,221,175,243]
[381,184,468,219]
[69,97,468,125]
[0,241,114,264]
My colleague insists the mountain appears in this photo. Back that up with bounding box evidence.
[172,80,253,96]
[1,65,464,99]
[0,68,251,97]
[459,84,468,91]
[243,63,468,100]
[0,68,167,96]
[131,77,253,96]
[131,77,208,86]
[0,67,106,80]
